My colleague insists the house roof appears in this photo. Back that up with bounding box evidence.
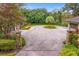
[66,16,79,24]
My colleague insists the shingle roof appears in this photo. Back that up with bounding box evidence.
[66,16,79,24]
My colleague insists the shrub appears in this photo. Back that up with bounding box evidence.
[69,32,78,47]
[65,44,77,50]
[60,48,77,56]
[0,53,16,56]
[0,39,16,51]
[0,33,6,39]
[44,25,56,29]
[0,38,25,51]
[76,49,79,56]
[0,32,16,39]
[60,44,78,56]
[60,22,68,27]
[9,34,16,40]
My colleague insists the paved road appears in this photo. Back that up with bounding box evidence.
[17,26,67,56]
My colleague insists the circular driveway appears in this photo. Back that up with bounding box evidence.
[17,26,67,56]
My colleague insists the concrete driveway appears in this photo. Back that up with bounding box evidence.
[17,26,67,56]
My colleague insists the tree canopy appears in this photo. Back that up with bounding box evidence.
[22,8,48,24]
[64,3,79,16]
[45,16,54,24]
[0,3,23,34]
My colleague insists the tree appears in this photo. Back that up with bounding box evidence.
[51,9,63,25]
[22,8,48,24]
[0,3,23,37]
[45,16,54,24]
[62,10,73,20]
[64,3,79,16]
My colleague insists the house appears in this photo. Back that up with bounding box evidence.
[66,16,79,32]
[66,16,79,47]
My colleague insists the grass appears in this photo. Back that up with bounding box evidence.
[44,25,56,29]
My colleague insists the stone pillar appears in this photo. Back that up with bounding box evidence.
[66,30,72,44]
[16,32,21,52]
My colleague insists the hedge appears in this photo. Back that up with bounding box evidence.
[0,39,16,51]
[0,38,25,51]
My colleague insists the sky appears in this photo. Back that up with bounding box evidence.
[23,3,65,12]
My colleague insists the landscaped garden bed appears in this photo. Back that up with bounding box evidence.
[60,31,79,56]
[44,25,56,29]
[21,25,31,30]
